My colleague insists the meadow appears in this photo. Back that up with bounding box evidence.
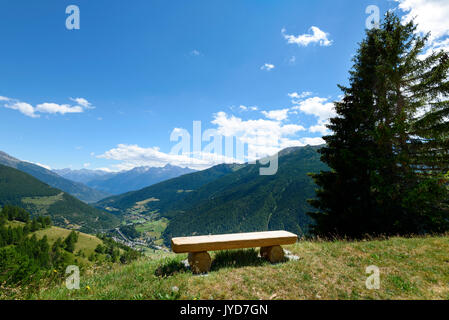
[33,235,449,300]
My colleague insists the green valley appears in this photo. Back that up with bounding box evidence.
[0,164,119,233]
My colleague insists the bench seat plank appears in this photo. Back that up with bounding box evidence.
[171,231,298,253]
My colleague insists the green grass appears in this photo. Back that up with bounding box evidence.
[7,222,105,263]
[135,218,168,240]
[21,193,64,212]
[6,221,104,257]
[5,220,26,228]
[31,235,449,300]
[33,226,103,257]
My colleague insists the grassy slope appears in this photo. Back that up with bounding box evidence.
[34,235,449,300]
[6,221,104,257]
[33,226,103,257]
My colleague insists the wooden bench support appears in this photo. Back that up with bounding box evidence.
[188,251,212,274]
[260,245,284,263]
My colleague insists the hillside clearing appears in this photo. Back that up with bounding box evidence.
[33,226,103,257]
[5,220,104,258]
[33,235,449,300]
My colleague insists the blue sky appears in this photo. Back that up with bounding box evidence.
[1,0,448,171]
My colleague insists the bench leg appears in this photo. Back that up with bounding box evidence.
[188,251,211,274]
[260,245,284,263]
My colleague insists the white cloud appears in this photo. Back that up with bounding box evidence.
[396,0,449,58]
[280,124,307,135]
[288,91,312,99]
[260,63,275,71]
[397,0,449,41]
[261,109,290,121]
[99,109,314,171]
[282,26,333,47]
[309,123,330,135]
[190,49,201,56]
[212,111,307,161]
[70,97,93,109]
[238,105,258,112]
[99,106,323,171]
[1,96,94,117]
[4,102,38,118]
[213,112,279,137]
[292,96,336,122]
[35,103,83,115]
[291,96,336,135]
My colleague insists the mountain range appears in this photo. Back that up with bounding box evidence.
[52,168,115,185]
[0,151,109,203]
[54,164,196,195]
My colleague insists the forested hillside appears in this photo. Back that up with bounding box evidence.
[0,165,119,233]
[0,151,109,203]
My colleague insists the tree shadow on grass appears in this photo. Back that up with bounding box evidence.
[154,258,190,277]
[155,249,290,276]
[210,249,270,271]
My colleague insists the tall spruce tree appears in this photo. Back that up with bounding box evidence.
[308,13,449,238]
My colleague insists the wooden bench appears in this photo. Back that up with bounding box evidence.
[171,231,298,274]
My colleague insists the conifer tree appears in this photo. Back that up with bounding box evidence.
[64,231,79,253]
[309,13,449,237]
